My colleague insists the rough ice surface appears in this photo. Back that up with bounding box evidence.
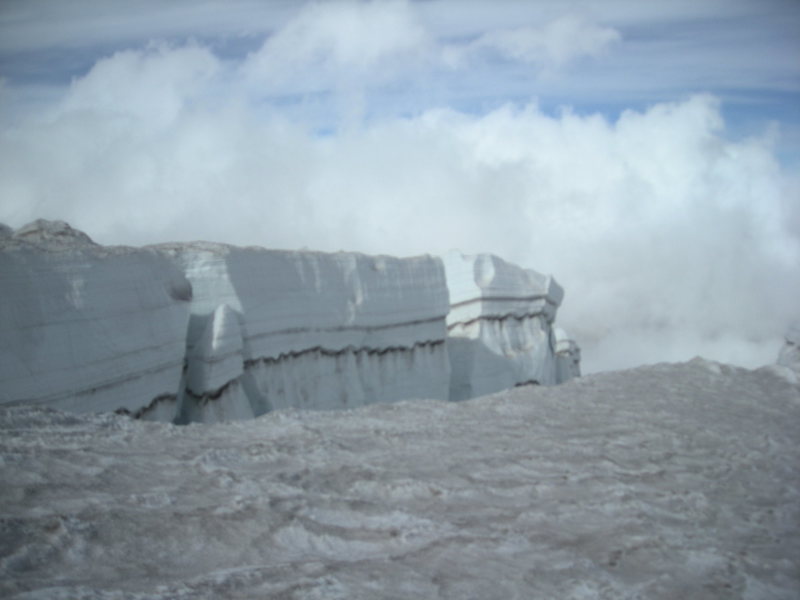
[0,220,191,415]
[1,360,797,599]
[1,221,578,423]
[443,251,572,401]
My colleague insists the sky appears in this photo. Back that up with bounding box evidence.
[0,0,798,373]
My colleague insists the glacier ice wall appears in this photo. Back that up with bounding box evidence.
[0,220,192,415]
[157,243,451,423]
[0,221,578,422]
[442,251,577,401]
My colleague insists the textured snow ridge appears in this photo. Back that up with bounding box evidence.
[443,251,577,400]
[1,360,797,599]
[1,221,578,422]
[0,221,192,415]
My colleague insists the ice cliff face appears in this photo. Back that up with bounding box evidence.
[158,243,451,423]
[443,251,578,400]
[0,220,191,415]
[0,221,578,422]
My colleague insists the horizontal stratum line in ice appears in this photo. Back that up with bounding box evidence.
[0,220,580,423]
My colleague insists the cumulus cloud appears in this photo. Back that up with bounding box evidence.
[62,43,221,126]
[1,1,798,373]
[242,1,432,93]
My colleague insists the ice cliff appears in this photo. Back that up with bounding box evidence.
[0,220,578,422]
[0,221,191,416]
[443,252,579,400]
[159,243,451,423]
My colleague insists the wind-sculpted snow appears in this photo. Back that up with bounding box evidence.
[0,220,192,415]
[1,360,797,598]
[443,251,577,400]
[0,220,577,422]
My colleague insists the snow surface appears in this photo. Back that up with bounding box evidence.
[1,359,798,599]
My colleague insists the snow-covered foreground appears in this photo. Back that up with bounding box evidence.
[1,360,798,599]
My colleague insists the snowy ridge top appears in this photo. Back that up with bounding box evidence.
[153,240,437,263]
[1,220,440,265]
[1,219,97,250]
[1,220,165,259]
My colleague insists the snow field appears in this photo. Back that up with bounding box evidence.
[1,359,797,598]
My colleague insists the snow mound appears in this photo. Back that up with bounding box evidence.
[5,219,96,248]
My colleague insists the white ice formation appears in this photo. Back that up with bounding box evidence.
[443,251,578,400]
[159,243,451,423]
[0,220,191,416]
[777,322,800,374]
[0,220,578,422]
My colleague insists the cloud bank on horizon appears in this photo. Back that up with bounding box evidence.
[1,0,798,373]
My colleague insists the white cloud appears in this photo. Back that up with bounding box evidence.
[1,39,797,373]
[242,1,433,92]
[1,1,798,373]
[62,43,221,127]
[446,15,620,70]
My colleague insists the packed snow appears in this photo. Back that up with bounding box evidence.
[1,359,798,599]
[0,220,577,423]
